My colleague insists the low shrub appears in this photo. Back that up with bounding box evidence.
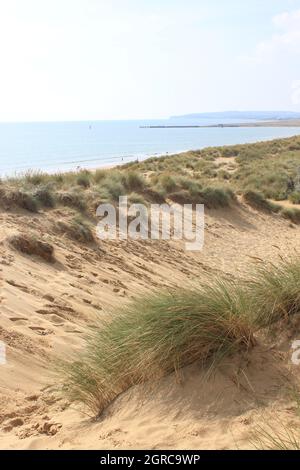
[243,191,281,213]
[124,172,146,192]
[62,278,255,414]
[9,190,39,212]
[76,172,91,188]
[58,191,86,211]
[8,233,54,262]
[201,187,235,208]
[289,192,300,205]
[34,185,55,208]
[281,207,300,225]
[56,216,94,243]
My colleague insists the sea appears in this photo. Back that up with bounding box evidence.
[0,118,299,177]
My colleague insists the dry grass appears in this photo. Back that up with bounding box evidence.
[250,416,300,450]
[62,258,300,415]
[8,233,55,262]
[62,276,256,415]
[56,216,94,243]
[281,207,300,225]
[243,191,281,214]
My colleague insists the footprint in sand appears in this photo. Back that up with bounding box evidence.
[29,326,53,336]
[2,417,24,433]
[9,317,28,326]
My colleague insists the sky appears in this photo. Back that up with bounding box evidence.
[0,0,300,121]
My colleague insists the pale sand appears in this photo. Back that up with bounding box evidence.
[0,199,300,449]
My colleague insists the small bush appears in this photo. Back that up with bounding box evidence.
[289,192,300,205]
[159,175,177,193]
[56,216,94,243]
[128,192,147,205]
[218,169,231,180]
[9,190,39,212]
[8,233,54,262]
[76,172,91,188]
[94,169,107,183]
[201,187,235,208]
[58,191,86,211]
[34,185,55,208]
[124,172,146,192]
[168,190,192,205]
[100,171,126,201]
[62,278,255,414]
[281,207,300,224]
[248,259,300,327]
[141,187,165,204]
[243,191,281,213]
[62,258,300,414]
[24,171,47,186]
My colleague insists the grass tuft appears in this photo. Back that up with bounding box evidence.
[62,277,255,414]
[281,207,300,224]
[56,216,94,243]
[8,233,54,262]
[243,191,281,213]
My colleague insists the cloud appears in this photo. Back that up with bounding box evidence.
[241,8,300,65]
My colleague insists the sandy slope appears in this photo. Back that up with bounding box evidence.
[1,200,300,449]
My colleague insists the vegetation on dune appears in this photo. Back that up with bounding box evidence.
[8,233,54,262]
[250,417,300,450]
[61,258,300,415]
[289,192,300,205]
[62,278,255,414]
[247,259,300,327]
[1,135,300,214]
[243,191,281,214]
[281,207,300,224]
[56,215,94,243]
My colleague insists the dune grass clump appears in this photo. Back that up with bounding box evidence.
[33,185,56,208]
[62,258,300,415]
[101,171,126,201]
[169,186,235,208]
[289,192,300,205]
[243,191,281,213]
[250,417,300,450]
[94,169,107,183]
[201,187,235,208]
[56,216,94,243]
[248,259,300,328]
[281,207,300,224]
[58,190,86,211]
[62,278,255,414]
[76,171,91,188]
[24,170,48,186]
[128,192,147,205]
[8,233,54,262]
[124,171,146,192]
[158,174,177,194]
[8,190,39,212]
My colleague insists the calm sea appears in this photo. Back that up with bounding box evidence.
[0,119,299,177]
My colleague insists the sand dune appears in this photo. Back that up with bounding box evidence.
[1,198,300,449]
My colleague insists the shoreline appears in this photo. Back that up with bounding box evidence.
[3,130,300,179]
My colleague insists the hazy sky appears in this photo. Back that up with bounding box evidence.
[1,0,300,121]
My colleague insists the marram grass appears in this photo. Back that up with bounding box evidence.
[62,278,256,415]
[62,258,300,415]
